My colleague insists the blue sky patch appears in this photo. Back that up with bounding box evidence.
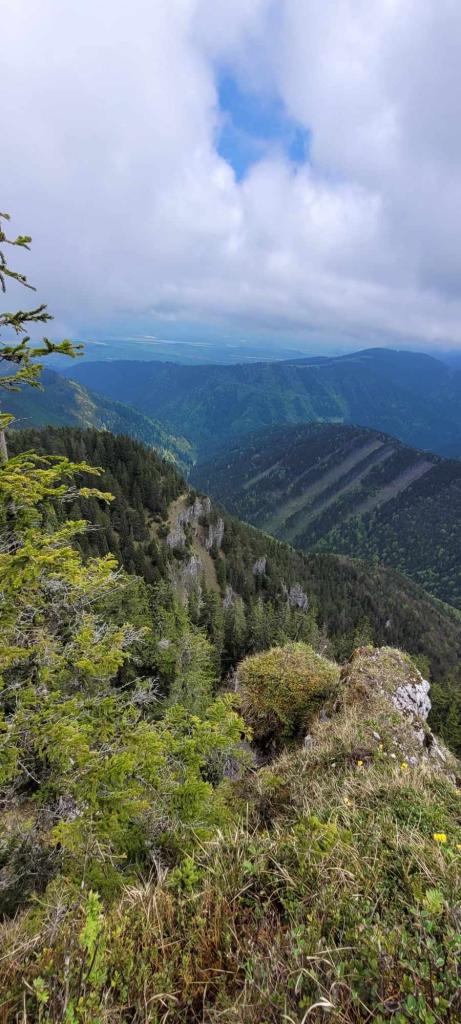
[216,73,310,180]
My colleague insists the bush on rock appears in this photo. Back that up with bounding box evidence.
[237,642,339,750]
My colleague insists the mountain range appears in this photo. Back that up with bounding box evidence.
[64,347,461,458]
[8,349,461,612]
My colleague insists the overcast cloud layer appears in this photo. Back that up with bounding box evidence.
[3,0,461,348]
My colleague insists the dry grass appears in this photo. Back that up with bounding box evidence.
[1,648,461,1022]
[2,742,460,1023]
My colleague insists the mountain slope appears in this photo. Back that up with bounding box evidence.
[65,347,461,458]
[8,426,461,752]
[192,422,461,608]
[3,367,193,470]
[4,643,461,1021]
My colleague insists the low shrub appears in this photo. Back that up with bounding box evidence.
[237,642,340,750]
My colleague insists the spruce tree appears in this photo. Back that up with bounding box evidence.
[0,211,81,460]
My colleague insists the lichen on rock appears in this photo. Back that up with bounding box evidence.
[343,647,431,721]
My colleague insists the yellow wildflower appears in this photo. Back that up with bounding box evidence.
[433,833,447,844]
[457,844,461,852]
[357,760,363,767]
[344,797,351,806]
[400,762,409,770]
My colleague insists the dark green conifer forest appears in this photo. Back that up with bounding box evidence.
[192,423,461,609]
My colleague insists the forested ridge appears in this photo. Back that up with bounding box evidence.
[2,365,193,471]
[67,346,461,458]
[193,422,461,608]
[8,424,461,751]
[2,215,461,1023]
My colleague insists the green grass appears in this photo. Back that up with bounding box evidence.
[2,648,461,1023]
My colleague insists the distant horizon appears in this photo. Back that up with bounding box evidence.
[48,335,461,370]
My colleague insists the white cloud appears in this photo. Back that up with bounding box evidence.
[3,0,461,348]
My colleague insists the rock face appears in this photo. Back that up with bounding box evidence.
[286,583,309,610]
[178,496,211,526]
[167,497,223,554]
[344,647,431,721]
[391,671,431,721]
[205,517,224,551]
[167,523,186,549]
[336,647,456,773]
[286,646,459,782]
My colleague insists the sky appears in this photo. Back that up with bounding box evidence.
[3,0,461,352]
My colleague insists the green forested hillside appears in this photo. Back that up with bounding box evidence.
[3,430,461,1020]
[193,422,461,608]
[4,367,193,470]
[66,347,461,458]
[8,426,461,748]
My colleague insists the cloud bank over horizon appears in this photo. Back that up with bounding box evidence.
[3,0,461,350]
